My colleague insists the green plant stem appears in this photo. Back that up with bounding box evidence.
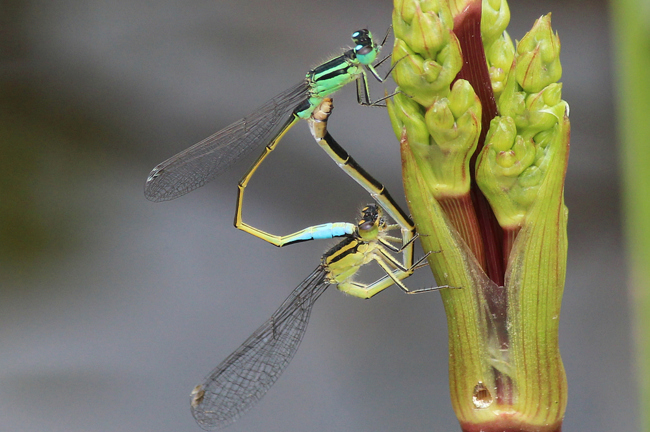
[611,0,650,430]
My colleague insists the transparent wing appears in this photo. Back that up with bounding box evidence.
[144,81,310,202]
[190,266,330,430]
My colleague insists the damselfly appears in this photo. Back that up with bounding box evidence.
[144,30,407,245]
[145,28,390,203]
[190,204,446,430]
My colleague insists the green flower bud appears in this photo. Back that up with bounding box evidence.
[387,91,429,146]
[393,0,450,58]
[500,69,568,141]
[481,0,510,48]
[423,79,482,196]
[521,83,567,136]
[392,41,442,106]
[391,0,463,106]
[392,39,463,107]
[486,31,515,99]
[476,105,568,230]
[476,116,537,227]
[515,14,562,93]
[393,0,418,23]
[389,80,481,198]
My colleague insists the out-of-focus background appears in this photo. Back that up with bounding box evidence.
[1,1,632,431]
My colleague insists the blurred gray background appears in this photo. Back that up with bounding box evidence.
[1,0,632,431]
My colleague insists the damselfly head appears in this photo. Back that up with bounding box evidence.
[351,29,374,56]
[357,204,386,241]
[351,29,379,66]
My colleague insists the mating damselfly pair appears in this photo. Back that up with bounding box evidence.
[145,28,449,430]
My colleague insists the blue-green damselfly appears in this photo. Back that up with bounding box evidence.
[143,29,413,247]
[144,28,387,202]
